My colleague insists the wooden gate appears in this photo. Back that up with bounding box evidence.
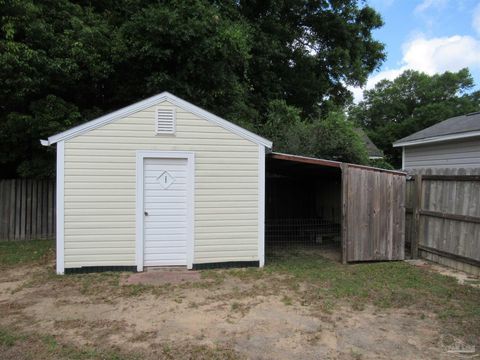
[341,164,406,262]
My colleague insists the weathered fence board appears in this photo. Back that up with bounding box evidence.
[406,168,480,270]
[0,179,56,241]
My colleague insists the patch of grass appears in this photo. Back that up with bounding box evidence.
[199,269,227,284]
[0,326,139,360]
[1,326,243,360]
[158,342,241,360]
[350,348,363,360]
[281,295,292,306]
[231,301,241,311]
[0,239,54,267]
[0,327,25,347]
[464,279,480,286]
[226,267,265,281]
[40,334,59,352]
[20,266,174,301]
[266,254,480,346]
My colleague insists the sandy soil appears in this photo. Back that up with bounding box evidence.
[0,264,471,360]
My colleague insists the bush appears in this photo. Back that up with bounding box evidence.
[262,100,369,164]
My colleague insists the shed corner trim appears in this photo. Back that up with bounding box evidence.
[56,141,65,275]
[258,145,266,267]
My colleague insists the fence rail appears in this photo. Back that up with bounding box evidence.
[406,169,480,273]
[0,179,56,241]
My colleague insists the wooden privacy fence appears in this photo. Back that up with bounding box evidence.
[0,179,56,241]
[406,168,480,272]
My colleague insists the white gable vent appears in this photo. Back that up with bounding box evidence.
[155,108,176,134]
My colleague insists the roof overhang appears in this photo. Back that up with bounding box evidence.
[268,152,406,176]
[40,91,272,149]
[268,152,342,168]
[393,130,480,148]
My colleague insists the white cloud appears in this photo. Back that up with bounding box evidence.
[402,35,480,73]
[473,3,480,35]
[351,33,480,103]
[414,0,448,14]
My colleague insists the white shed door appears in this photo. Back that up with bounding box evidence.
[143,158,188,266]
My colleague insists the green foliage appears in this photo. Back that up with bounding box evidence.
[0,0,385,177]
[309,112,369,164]
[239,0,385,116]
[369,158,394,170]
[350,69,480,167]
[262,100,369,164]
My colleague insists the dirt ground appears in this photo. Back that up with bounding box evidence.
[1,259,478,360]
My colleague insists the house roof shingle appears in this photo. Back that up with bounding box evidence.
[394,111,480,146]
[355,128,384,158]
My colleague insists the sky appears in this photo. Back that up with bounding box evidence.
[351,0,480,102]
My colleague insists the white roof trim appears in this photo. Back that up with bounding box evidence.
[393,130,480,148]
[41,92,272,148]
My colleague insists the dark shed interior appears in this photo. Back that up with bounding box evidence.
[265,153,343,262]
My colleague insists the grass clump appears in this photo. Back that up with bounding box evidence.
[0,326,140,360]
[0,239,54,267]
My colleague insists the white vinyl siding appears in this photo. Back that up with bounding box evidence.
[63,100,259,268]
[404,137,480,169]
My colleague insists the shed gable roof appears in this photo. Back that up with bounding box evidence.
[393,111,480,147]
[41,92,272,148]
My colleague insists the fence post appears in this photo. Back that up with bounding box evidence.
[411,174,422,259]
[340,163,348,264]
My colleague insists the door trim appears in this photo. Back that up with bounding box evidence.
[136,151,195,271]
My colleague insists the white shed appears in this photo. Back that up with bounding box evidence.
[41,92,272,274]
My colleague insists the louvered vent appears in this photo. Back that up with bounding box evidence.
[155,108,176,134]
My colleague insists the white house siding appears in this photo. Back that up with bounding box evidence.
[404,138,480,169]
[63,100,259,268]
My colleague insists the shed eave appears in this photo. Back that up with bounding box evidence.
[269,152,342,168]
[269,152,406,176]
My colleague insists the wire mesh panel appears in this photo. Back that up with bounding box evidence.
[265,218,341,259]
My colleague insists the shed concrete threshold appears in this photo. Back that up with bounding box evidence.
[123,267,201,286]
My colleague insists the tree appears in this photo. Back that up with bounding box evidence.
[350,69,480,167]
[263,100,369,164]
[0,0,117,177]
[239,0,385,117]
[0,0,385,177]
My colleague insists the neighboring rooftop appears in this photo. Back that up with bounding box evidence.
[393,111,480,147]
[355,128,384,158]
